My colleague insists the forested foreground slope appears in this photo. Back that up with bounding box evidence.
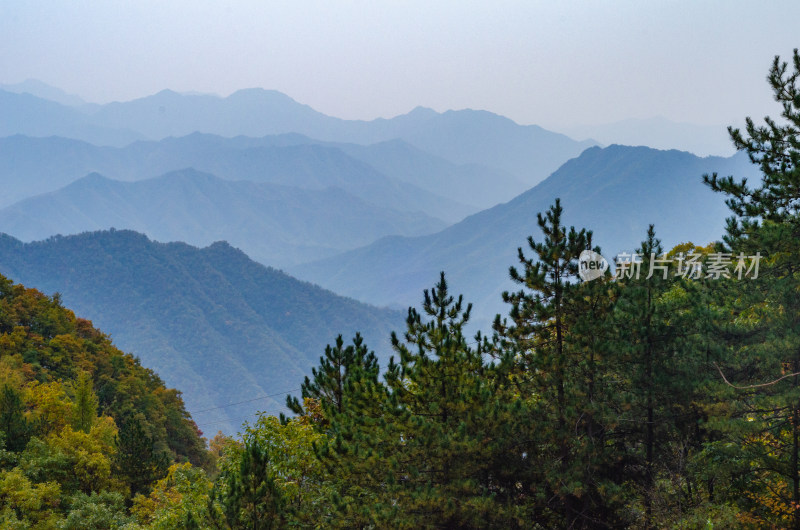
[180,50,800,528]
[0,272,210,527]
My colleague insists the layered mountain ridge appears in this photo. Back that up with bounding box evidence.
[0,230,404,433]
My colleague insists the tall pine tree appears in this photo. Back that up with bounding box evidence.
[704,48,800,527]
[285,333,378,423]
[319,273,529,528]
[493,199,624,527]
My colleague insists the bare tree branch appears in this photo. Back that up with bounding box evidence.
[714,362,800,389]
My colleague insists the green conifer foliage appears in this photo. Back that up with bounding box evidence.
[318,273,529,528]
[0,384,30,452]
[493,199,617,527]
[703,49,800,528]
[609,228,712,527]
[286,332,379,420]
[209,439,287,529]
[114,416,170,497]
[71,370,98,434]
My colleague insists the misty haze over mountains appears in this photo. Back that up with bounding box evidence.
[557,116,735,158]
[0,79,91,107]
[0,169,448,267]
[0,84,595,186]
[0,134,496,220]
[0,80,755,429]
[292,145,759,326]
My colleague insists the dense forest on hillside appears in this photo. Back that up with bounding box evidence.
[3,51,800,528]
[0,272,210,527]
[0,230,403,433]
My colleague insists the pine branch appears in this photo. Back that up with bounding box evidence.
[713,362,800,389]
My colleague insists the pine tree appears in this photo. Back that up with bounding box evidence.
[493,199,621,527]
[495,198,589,444]
[319,273,529,528]
[209,439,287,530]
[71,371,98,433]
[285,333,378,422]
[0,384,31,452]
[561,250,629,525]
[114,416,170,497]
[610,228,711,527]
[703,49,800,527]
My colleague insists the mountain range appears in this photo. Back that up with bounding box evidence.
[292,144,761,327]
[0,81,756,434]
[0,169,447,267]
[559,116,735,158]
[0,86,596,185]
[0,90,143,147]
[0,78,90,107]
[0,230,404,433]
[0,133,522,221]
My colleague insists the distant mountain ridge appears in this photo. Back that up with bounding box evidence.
[0,168,447,266]
[0,85,596,185]
[0,134,475,221]
[559,116,735,157]
[310,138,528,208]
[88,88,596,182]
[0,90,142,146]
[0,230,404,433]
[0,78,89,107]
[292,145,761,327]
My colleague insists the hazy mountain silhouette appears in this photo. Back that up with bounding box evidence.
[0,134,474,221]
[0,169,447,266]
[1,86,595,185]
[313,138,529,208]
[292,145,761,327]
[0,90,142,146]
[89,90,595,184]
[559,116,735,157]
[0,79,88,107]
[376,108,598,185]
[0,230,404,433]
[219,135,531,209]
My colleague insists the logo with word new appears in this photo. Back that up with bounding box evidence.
[579,250,610,282]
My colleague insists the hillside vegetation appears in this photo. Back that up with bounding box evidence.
[175,50,800,528]
[0,272,209,527]
[0,230,403,433]
[4,49,800,530]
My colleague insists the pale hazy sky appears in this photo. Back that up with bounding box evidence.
[1,1,798,130]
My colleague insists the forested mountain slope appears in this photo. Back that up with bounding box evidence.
[0,230,403,433]
[0,270,210,526]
